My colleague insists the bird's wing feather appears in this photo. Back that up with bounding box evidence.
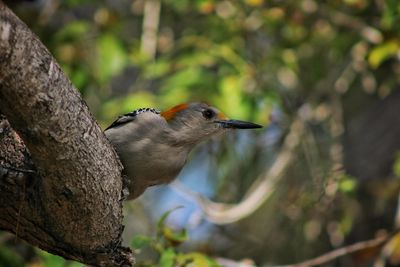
[105,108,160,130]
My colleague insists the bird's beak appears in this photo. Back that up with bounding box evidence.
[214,119,263,129]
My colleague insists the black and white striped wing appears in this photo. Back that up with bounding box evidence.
[105,108,160,130]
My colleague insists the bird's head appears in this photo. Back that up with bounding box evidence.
[161,102,262,145]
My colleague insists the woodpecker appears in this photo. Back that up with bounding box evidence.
[105,102,262,200]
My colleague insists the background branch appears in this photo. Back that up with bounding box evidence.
[280,232,391,267]
[171,111,306,225]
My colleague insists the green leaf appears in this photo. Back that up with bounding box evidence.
[381,0,400,29]
[157,206,184,235]
[159,248,176,267]
[65,0,96,7]
[393,152,400,177]
[131,235,152,249]
[55,21,90,42]
[338,175,357,193]
[38,250,84,267]
[176,252,221,267]
[163,0,191,13]
[162,227,188,246]
[214,75,249,119]
[143,59,170,79]
[71,66,90,89]
[160,86,190,108]
[96,34,127,84]
[0,244,24,266]
[161,67,203,92]
[42,252,65,267]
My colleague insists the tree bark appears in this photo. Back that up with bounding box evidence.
[0,2,133,266]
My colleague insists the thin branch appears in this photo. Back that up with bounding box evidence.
[279,233,390,267]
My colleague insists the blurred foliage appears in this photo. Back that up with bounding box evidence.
[131,208,220,267]
[2,0,400,266]
[33,252,84,267]
[0,233,84,267]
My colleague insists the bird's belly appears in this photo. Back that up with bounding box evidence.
[121,143,188,198]
[134,158,183,184]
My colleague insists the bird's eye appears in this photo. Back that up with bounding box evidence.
[202,109,215,120]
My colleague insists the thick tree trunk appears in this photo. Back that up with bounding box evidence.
[0,2,133,266]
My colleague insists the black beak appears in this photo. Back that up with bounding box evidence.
[214,119,263,129]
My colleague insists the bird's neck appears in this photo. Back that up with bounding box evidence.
[162,124,200,149]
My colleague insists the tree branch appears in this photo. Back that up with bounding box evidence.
[0,2,133,266]
[280,233,390,267]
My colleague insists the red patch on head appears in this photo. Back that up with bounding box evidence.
[160,103,189,121]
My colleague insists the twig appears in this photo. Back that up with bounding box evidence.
[279,233,390,267]
[216,257,255,267]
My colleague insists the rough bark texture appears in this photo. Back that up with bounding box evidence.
[0,2,133,266]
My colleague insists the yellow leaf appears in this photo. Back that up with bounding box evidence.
[368,40,400,69]
[383,232,400,265]
[244,0,264,7]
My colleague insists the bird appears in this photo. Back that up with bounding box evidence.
[104,102,262,200]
